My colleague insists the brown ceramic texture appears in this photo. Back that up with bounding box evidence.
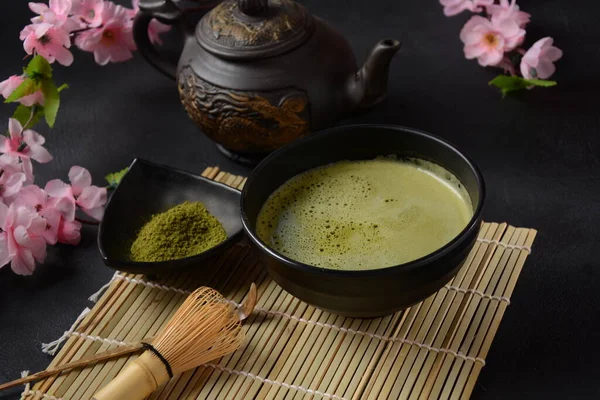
[178,69,310,153]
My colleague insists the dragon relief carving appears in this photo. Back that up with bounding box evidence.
[205,0,304,47]
[178,70,310,153]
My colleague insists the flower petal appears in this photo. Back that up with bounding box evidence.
[23,129,52,163]
[24,128,45,146]
[23,34,37,55]
[478,49,504,67]
[85,205,105,221]
[106,45,134,63]
[460,16,490,41]
[520,59,533,79]
[93,46,112,66]
[533,37,553,51]
[11,248,36,275]
[535,60,556,79]
[0,233,12,268]
[13,225,32,248]
[522,47,541,68]
[28,144,53,163]
[75,29,102,51]
[57,219,81,245]
[0,203,9,231]
[0,76,23,99]
[462,31,483,46]
[443,3,471,17]
[41,208,60,245]
[14,206,36,230]
[63,18,83,33]
[31,213,47,233]
[464,44,486,59]
[2,172,26,198]
[77,185,107,220]
[0,136,10,154]
[50,0,72,16]
[544,47,563,62]
[8,119,23,140]
[14,185,46,209]
[53,45,75,67]
[48,195,77,221]
[45,179,73,199]
[29,235,47,262]
[34,22,54,38]
[19,90,44,107]
[68,166,92,196]
[21,158,35,184]
[29,2,49,14]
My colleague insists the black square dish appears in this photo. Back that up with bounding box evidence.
[98,158,243,274]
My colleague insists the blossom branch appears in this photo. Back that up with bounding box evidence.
[440,0,563,94]
[0,0,159,275]
[76,216,100,225]
[498,58,517,76]
[23,106,37,130]
[69,26,96,36]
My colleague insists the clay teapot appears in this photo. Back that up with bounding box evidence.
[134,0,401,163]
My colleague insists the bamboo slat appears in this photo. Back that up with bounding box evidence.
[19,167,537,400]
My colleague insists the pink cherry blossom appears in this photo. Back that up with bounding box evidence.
[30,0,71,23]
[489,11,526,51]
[69,165,107,220]
[130,0,171,45]
[20,23,74,66]
[45,180,75,221]
[486,0,530,28]
[57,218,82,245]
[0,172,27,204]
[1,119,53,164]
[29,0,80,32]
[75,2,136,65]
[45,165,107,221]
[460,15,525,66]
[0,155,26,204]
[13,185,71,245]
[439,0,493,17]
[0,119,53,183]
[520,37,563,80]
[71,0,105,28]
[0,75,44,107]
[0,202,47,275]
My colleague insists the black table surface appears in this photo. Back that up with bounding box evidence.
[1,0,599,399]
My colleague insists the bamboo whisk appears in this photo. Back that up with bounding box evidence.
[93,286,247,400]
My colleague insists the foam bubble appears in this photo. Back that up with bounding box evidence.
[256,158,473,271]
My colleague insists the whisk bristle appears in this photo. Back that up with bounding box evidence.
[151,287,245,374]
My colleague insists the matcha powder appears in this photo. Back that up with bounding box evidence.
[130,202,228,262]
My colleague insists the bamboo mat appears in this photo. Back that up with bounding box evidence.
[21,167,537,400]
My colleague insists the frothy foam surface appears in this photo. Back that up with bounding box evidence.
[256,158,473,271]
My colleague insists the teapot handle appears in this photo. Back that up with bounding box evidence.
[133,0,184,80]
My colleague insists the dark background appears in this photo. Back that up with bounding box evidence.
[1,0,599,398]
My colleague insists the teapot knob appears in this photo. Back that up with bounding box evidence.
[238,0,268,16]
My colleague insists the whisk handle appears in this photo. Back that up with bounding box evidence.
[92,351,170,400]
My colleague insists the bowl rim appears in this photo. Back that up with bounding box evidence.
[240,124,486,277]
[97,157,244,271]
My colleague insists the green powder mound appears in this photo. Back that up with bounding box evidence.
[130,201,227,262]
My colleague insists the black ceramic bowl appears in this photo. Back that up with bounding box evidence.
[241,125,485,317]
[98,158,243,274]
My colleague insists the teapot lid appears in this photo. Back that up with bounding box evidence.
[196,0,315,60]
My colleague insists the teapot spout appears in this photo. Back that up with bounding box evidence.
[347,39,401,110]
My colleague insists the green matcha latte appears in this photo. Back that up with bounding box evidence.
[256,157,473,271]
